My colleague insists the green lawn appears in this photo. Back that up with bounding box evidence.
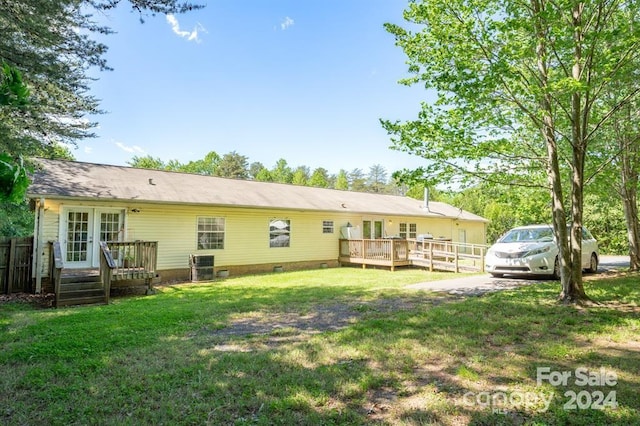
[1,268,638,425]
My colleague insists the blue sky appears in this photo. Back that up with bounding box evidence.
[78,1,431,176]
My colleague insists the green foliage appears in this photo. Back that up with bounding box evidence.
[583,193,629,255]
[270,158,293,183]
[349,168,368,192]
[367,164,388,193]
[334,169,349,190]
[181,151,220,175]
[292,166,309,186]
[0,155,29,203]
[309,167,330,188]
[0,200,34,236]
[384,0,640,295]
[0,62,29,107]
[128,155,166,169]
[255,167,273,182]
[214,151,248,179]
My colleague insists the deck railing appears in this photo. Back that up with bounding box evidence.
[50,241,63,302]
[407,239,487,272]
[106,241,158,280]
[339,238,410,271]
[99,242,116,304]
[339,238,487,273]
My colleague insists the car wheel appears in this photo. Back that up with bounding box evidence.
[490,273,504,278]
[552,257,560,280]
[587,253,598,273]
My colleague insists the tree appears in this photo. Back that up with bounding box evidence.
[599,75,640,269]
[334,169,349,190]
[255,168,273,182]
[215,151,248,179]
[367,164,388,193]
[271,159,293,184]
[349,168,367,192]
[309,168,330,188]
[292,166,310,186]
[384,0,640,303]
[0,64,31,203]
[128,155,167,170]
[181,151,220,175]
[0,0,202,162]
[249,162,265,180]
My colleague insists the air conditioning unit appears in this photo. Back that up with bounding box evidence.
[189,254,214,282]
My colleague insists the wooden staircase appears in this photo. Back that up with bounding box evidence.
[56,272,107,307]
[50,240,158,308]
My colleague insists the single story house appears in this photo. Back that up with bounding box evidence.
[27,158,488,293]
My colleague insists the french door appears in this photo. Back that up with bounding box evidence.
[61,208,124,268]
[362,220,384,239]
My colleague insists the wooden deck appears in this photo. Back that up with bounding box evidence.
[51,241,158,307]
[339,239,487,273]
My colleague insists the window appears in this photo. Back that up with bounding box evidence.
[322,220,334,234]
[66,211,89,262]
[409,223,417,239]
[100,212,122,242]
[197,217,225,250]
[270,219,290,248]
[400,223,417,239]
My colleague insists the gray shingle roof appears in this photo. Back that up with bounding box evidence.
[27,158,488,222]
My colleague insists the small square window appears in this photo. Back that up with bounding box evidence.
[322,220,334,234]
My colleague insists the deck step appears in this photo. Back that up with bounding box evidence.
[57,281,106,307]
[61,275,101,284]
[56,295,106,307]
[60,281,103,292]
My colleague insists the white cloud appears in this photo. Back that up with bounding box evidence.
[280,17,294,30]
[83,146,93,154]
[115,142,145,154]
[166,14,207,43]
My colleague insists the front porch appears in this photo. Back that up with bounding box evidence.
[50,240,158,307]
[339,238,487,273]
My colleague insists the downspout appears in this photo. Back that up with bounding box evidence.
[423,187,430,212]
[34,197,45,293]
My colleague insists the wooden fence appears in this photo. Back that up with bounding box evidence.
[0,237,34,294]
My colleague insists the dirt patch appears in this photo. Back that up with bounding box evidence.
[202,294,462,350]
[0,292,55,309]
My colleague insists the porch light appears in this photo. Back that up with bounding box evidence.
[346,222,352,228]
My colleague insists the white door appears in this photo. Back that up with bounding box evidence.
[62,208,94,268]
[62,208,125,268]
[458,229,468,254]
[92,210,125,267]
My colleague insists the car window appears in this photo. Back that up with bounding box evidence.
[499,227,554,243]
[583,228,594,240]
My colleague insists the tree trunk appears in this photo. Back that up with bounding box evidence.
[531,0,573,295]
[620,131,640,270]
[560,1,590,303]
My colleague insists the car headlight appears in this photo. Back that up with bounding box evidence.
[525,246,551,257]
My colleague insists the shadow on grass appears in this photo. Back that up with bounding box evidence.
[0,272,638,425]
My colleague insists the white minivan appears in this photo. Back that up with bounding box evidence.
[485,224,599,278]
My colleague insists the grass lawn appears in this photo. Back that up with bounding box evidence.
[1,267,639,425]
